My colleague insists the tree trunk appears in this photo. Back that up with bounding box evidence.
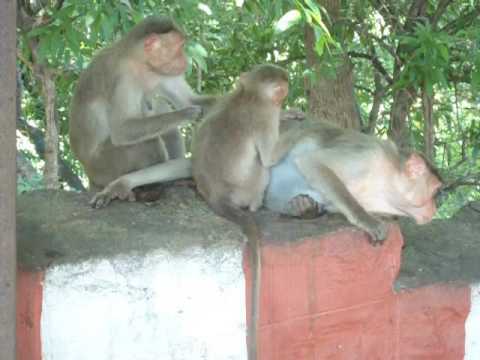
[37,68,59,189]
[304,0,361,130]
[29,38,60,189]
[17,116,86,191]
[388,88,414,152]
[386,0,427,151]
[366,70,386,134]
[422,86,435,161]
[17,68,84,191]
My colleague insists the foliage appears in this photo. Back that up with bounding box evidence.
[17,0,480,217]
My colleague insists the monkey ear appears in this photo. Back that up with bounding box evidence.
[144,34,160,52]
[272,84,288,105]
[404,153,427,178]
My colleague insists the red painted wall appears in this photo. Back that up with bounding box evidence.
[244,224,470,359]
[17,270,44,360]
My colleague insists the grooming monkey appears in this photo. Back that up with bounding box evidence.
[192,64,293,360]
[69,16,216,208]
[265,120,442,244]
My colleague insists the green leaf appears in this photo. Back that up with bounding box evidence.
[27,26,49,38]
[472,68,480,89]
[198,3,213,15]
[189,42,208,58]
[101,15,114,40]
[303,0,321,13]
[314,35,326,56]
[425,81,434,97]
[66,28,80,55]
[120,0,133,10]
[274,10,302,33]
[439,45,449,62]
[194,56,208,72]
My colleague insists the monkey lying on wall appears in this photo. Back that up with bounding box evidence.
[265,120,442,245]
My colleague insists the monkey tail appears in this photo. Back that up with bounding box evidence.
[208,198,261,360]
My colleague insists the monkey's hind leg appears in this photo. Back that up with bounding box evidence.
[295,154,388,244]
[90,158,192,208]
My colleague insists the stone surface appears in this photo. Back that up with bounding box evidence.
[397,202,480,289]
[17,188,244,270]
[17,190,480,289]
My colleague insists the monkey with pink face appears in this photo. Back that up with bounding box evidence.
[265,120,442,244]
[70,16,216,208]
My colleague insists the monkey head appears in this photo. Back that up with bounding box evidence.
[134,16,188,76]
[239,64,289,106]
[392,153,442,224]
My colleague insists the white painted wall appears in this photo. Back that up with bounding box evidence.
[41,247,247,360]
[465,283,480,360]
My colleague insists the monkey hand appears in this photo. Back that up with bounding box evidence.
[280,108,306,122]
[90,178,135,209]
[179,105,203,122]
[357,215,389,246]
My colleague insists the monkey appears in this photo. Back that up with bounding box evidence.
[69,16,216,208]
[192,64,293,360]
[264,120,443,244]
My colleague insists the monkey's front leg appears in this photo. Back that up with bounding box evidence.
[190,94,218,115]
[113,106,202,146]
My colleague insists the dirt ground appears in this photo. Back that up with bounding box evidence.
[17,187,480,290]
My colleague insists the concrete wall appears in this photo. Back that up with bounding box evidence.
[16,191,480,359]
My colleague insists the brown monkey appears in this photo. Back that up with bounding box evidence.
[69,16,215,208]
[265,120,442,244]
[192,64,291,360]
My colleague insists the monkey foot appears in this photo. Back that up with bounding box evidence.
[286,194,324,219]
[90,179,135,209]
[170,179,196,188]
[362,219,389,246]
[133,184,166,203]
[280,108,306,122]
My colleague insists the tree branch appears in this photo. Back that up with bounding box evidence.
[366,69,387,134]
[348,51,394,84]
[17,50,34,72]
[430,0,454,28]
[370,0,401,32]
[442,180,480,192]
[441,5,480,34]
[17,117,86,191]
[369,34,399,61]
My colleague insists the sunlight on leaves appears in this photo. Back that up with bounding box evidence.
[274,10,301,33]
[198,3,212,16]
